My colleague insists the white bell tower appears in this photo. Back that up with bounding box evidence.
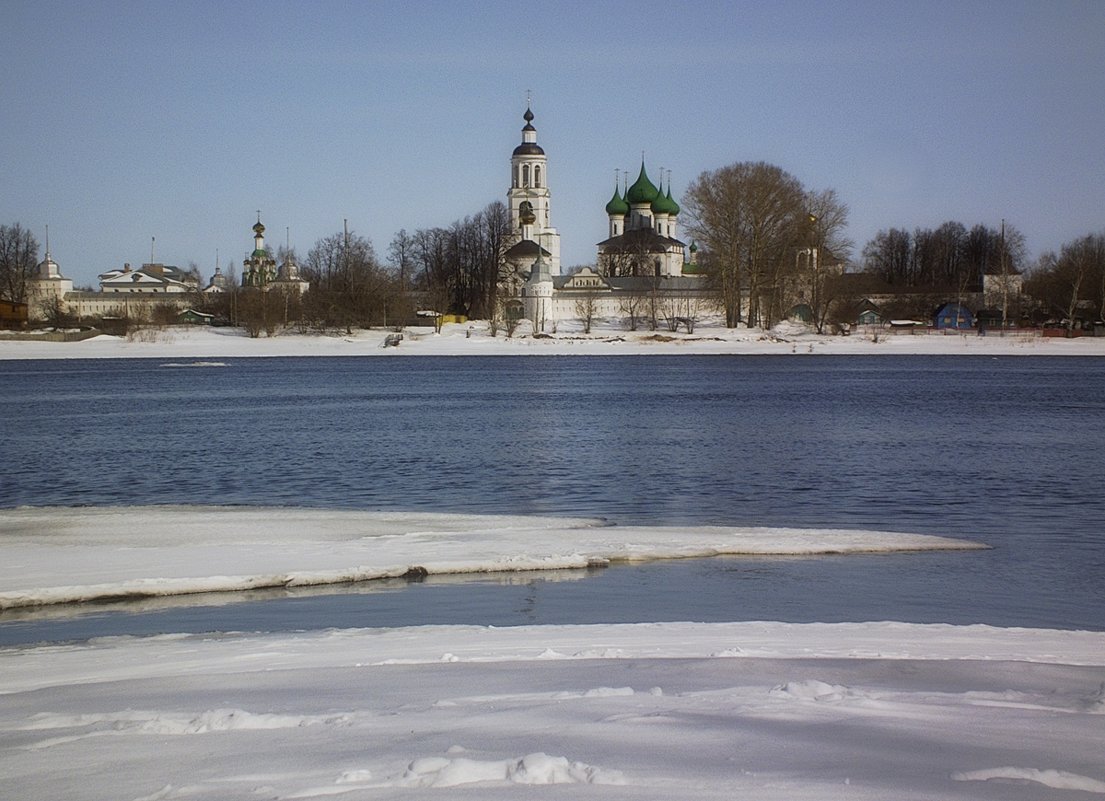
[507,103,560,274]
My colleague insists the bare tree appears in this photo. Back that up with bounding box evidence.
[407,201,510,320]
[677,292,703,334]
[37,294,71,328]
[802,189,853,333]
[387,228,415,294]
[682,162,808,328]
[499,295,524,338]
[237,289,267,338]
[618,291,646,331]
[302,228,393,333]
[660,293,681,332]
[574,288,599,334]
[0,223,39,303]
[862,228,914,286]
[1051,234,1105,334]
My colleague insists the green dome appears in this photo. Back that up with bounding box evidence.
[625,163,660,205]
[605,186,629,216]
[651,186,679,216]
[665,186,680,216]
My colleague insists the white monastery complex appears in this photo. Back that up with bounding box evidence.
[19,102,713,330]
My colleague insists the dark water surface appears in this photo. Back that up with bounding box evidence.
[2,354,1103,643]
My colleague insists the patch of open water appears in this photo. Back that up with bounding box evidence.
[2,354,1103,644]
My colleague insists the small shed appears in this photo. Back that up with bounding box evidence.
[178,308,215,325]
[0,300,29,329]
[889,319,925,334]
[857,298,882,326]
[787,303,813,323]
[934,302,974,330]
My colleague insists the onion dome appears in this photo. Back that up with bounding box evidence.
[605,185,629,216]
[625,163,660,204]
[665,186,680,216]
[651,188,678,216]
[253,221,265,235]
[513,106,545,156]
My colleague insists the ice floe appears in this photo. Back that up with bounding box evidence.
[0,506,986,609]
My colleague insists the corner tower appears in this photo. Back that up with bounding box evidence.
[506,105,560,275]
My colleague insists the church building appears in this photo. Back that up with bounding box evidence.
[239,216,310,294]
[597,164,687,278]
[499,105,709,331]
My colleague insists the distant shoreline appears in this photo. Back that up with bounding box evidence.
[2,321,1104,360]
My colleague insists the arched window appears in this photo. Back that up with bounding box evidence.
[522,164,530,187]
[513,166,519,188]
[534,165,542,188]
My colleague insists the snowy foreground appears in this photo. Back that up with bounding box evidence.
[0,507,985,610]
[2,509,1102,800]
[3,318,1105,359]
[2,621,1104,800]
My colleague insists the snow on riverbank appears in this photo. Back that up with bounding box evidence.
[2,318,1104,359]
[2,621,1104,800]
[0,506,985,609]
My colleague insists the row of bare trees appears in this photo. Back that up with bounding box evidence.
[861,222,1027,292]
[1026,233,1105,333]
[570,285,707,335]
[390,201,511,320]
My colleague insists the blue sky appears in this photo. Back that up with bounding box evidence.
[3,0,1103,286]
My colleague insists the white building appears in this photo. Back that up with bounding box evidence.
[98,263,196,294]
[498,106,711,331]
[27,248,193,322]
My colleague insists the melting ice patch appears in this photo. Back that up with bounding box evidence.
[952,767,1105,793]
[770,679,855,702]
[398,752,625,788]
[0,506,987,609]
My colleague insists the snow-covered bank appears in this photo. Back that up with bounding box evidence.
[0,507,985,609]
[2,319,1104,359]
[2,621,1103,800]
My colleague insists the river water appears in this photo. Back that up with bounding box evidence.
[1,354,1103,643]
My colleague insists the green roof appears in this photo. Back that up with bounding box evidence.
[665,186,680,215]
[605,186,629,216]
[625,163,660,204]
[651,186,679,216]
